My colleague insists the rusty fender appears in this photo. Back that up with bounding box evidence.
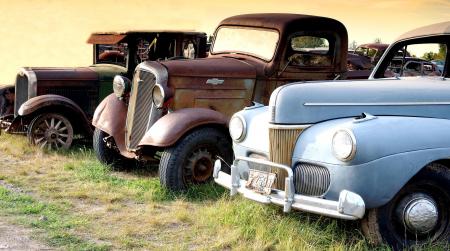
[138,108,229,148]
[18,94,92,135]
[92,94,135,158]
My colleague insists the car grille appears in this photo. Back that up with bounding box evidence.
[268,126,305,189]
[14,74,28,116]
[125,68,156,151]
[294,163,330,196]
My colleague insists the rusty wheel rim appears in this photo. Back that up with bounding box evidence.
[31,115,73,150]
[184,147,214,183]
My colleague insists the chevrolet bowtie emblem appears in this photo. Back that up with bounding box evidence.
[206,78,224,85]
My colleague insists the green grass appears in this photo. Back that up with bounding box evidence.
[0,186,109,250]
[1,133,448,250]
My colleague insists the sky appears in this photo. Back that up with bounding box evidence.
[0,0,449,84]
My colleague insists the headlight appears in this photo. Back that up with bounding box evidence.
[113,75,131,98]
[152,85,165,108]
[332,129,356,161]
[229,115,246,142]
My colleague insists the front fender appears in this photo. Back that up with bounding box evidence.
[18,94,92,134]
[92,93,134,158]
[293,116,450,208]
[138,108,229,148]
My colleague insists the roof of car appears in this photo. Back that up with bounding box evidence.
[396,21,450,41]
[358,43,389,50]
[86,30,206,44]
[218,13,346,33]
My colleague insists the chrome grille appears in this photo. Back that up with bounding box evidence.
[294,163,330,196]
[14,74,28,116]
[269,126,305,189]
[125,69,156,150]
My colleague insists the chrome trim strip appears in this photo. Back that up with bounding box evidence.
[304,102,450,106]
[268,124,310,130]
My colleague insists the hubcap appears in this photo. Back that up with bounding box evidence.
[397,193,439,234]
[185,148,214,183]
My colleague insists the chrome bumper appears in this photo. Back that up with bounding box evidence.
[213,157,365,220]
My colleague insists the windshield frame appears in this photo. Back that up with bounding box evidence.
[210,25,281,62]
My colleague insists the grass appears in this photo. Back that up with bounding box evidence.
[0,133,446,250]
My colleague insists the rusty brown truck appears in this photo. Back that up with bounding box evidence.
[92,13,367,191]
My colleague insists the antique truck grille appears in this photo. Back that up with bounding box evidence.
[14,74,29,116]
[294,163,330,196]
[125,69,156,151]
[268,126,305,189]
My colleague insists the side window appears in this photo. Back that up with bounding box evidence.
[384,43,446,77]
[287,36,331,67]
[183,40,196,59]
[96,43,128,66]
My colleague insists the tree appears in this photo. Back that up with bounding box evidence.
[374,38,382,44]
[292,36,327,49]
[349,40,358,50]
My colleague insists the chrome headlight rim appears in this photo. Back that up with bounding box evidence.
[229,114,247,142]
[113,75,131,98]
[332,128,357,162]
[152,84,165,108]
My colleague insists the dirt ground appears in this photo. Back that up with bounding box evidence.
[0,217,52,250]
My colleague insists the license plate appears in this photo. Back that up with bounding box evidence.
[246,169,276,195]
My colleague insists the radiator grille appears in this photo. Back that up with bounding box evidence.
[14,74,28,116]
[294,163,330,196]
[125,69,156,150]
[269,126,304,189]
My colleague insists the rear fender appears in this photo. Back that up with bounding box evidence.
[18,94,92,135]
[92,93,134,158]
[138,108,229,148]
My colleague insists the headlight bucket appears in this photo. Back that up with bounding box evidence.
[229,115,246,142]
[152,85,165,108]
[113,75,131,99]
[332,129,356,161]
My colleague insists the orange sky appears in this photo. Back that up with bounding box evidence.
[0,0,449,84]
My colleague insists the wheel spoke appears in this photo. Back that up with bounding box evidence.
[35,137,45,144]
[58,127,67,132]
[40,141,48,149]
[59,134,69,138]
[55,120,62,130]
[57,138,66,145]
[50,118,55,128]
[44,119,50,129]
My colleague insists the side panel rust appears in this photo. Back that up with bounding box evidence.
[138,108,229,148]
[92,94,135,158]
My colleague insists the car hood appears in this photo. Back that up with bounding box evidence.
[26,67,99,81]
[270,77,450,124]
[160,57,257,78]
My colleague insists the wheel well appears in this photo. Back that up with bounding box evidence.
[138,123,230,159]
[26,106,92,136]
[430,159,450,170]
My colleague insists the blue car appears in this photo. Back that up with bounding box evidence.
[214,21,450,249]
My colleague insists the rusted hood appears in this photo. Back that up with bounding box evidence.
[160,57,257,78]
[26,67,99,81]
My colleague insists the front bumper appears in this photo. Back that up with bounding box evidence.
[214,157,365,220]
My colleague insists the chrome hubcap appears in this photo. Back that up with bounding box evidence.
[398,194,439,234]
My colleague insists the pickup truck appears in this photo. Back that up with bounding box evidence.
[92,13,370,191]
[0,31,207,150]
[214,21,449,249]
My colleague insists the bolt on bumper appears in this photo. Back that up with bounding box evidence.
[213,157,365,220]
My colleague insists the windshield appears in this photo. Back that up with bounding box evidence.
[95,43,128,67]
[212,26,279,61]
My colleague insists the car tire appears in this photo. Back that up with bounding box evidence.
[159,127,232,191]
[28,113,74,150]
[93,128,135,170]
[361,163,450,250]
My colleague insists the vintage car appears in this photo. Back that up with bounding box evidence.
[0,31,207,150]
[214,21,449,249]
[92,13,372,191]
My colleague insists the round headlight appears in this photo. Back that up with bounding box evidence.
[113,75,131,98]
[229,115,246,142]
[332,129,356,161]
[152,85,165,108]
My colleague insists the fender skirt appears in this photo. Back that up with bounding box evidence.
[92,94,135,158]
[138,108,229,148]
